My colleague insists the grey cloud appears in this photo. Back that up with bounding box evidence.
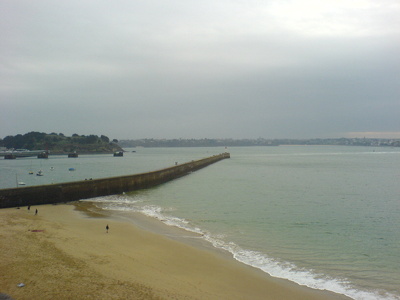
[1,0,399,139]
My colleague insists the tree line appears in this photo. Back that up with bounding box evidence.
[0,132,120,153]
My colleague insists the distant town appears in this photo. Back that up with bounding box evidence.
[1,132,399,151]
[119,137,400,148]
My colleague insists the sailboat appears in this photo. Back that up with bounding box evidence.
[16,174,26,186]
[36,159,44,176]
[28,160,34,174]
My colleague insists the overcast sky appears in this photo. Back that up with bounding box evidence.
[1,0,399,140]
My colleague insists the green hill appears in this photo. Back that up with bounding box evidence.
[0,132,123,154]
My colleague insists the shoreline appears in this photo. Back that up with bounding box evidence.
[75,200,231,256]
[0,204,351,300]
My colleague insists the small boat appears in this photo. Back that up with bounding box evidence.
[113,151,123,157]
[69,168,75,171]
[36,170,44,176]
[68,152,78,158]
[37,152,49,159]
[29,161,33,174]
[15,174,26,186]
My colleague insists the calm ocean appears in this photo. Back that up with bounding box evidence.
[1,146,399,299]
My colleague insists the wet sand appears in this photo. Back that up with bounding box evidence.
[0,204,351,300]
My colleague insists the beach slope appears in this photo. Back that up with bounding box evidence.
[0,205,350,300]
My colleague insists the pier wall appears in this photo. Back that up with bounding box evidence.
[0,153,230,209]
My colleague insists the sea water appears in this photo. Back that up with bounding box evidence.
[1,146,399,299]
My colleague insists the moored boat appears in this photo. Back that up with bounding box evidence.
[113,151,123,157]
[37,151,49,159]
[68,152,78,158]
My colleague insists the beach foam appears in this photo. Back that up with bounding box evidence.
[88,197,399,300]
[0,204,353,300]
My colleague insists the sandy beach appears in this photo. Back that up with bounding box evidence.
[0,204,351,300]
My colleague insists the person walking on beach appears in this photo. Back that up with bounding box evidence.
[28,206,30,212]
[106,224,109,233]
[35,209,38,215]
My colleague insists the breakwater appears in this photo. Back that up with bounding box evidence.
[0,153,230,209]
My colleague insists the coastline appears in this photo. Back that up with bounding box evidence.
[0,204,351,300]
